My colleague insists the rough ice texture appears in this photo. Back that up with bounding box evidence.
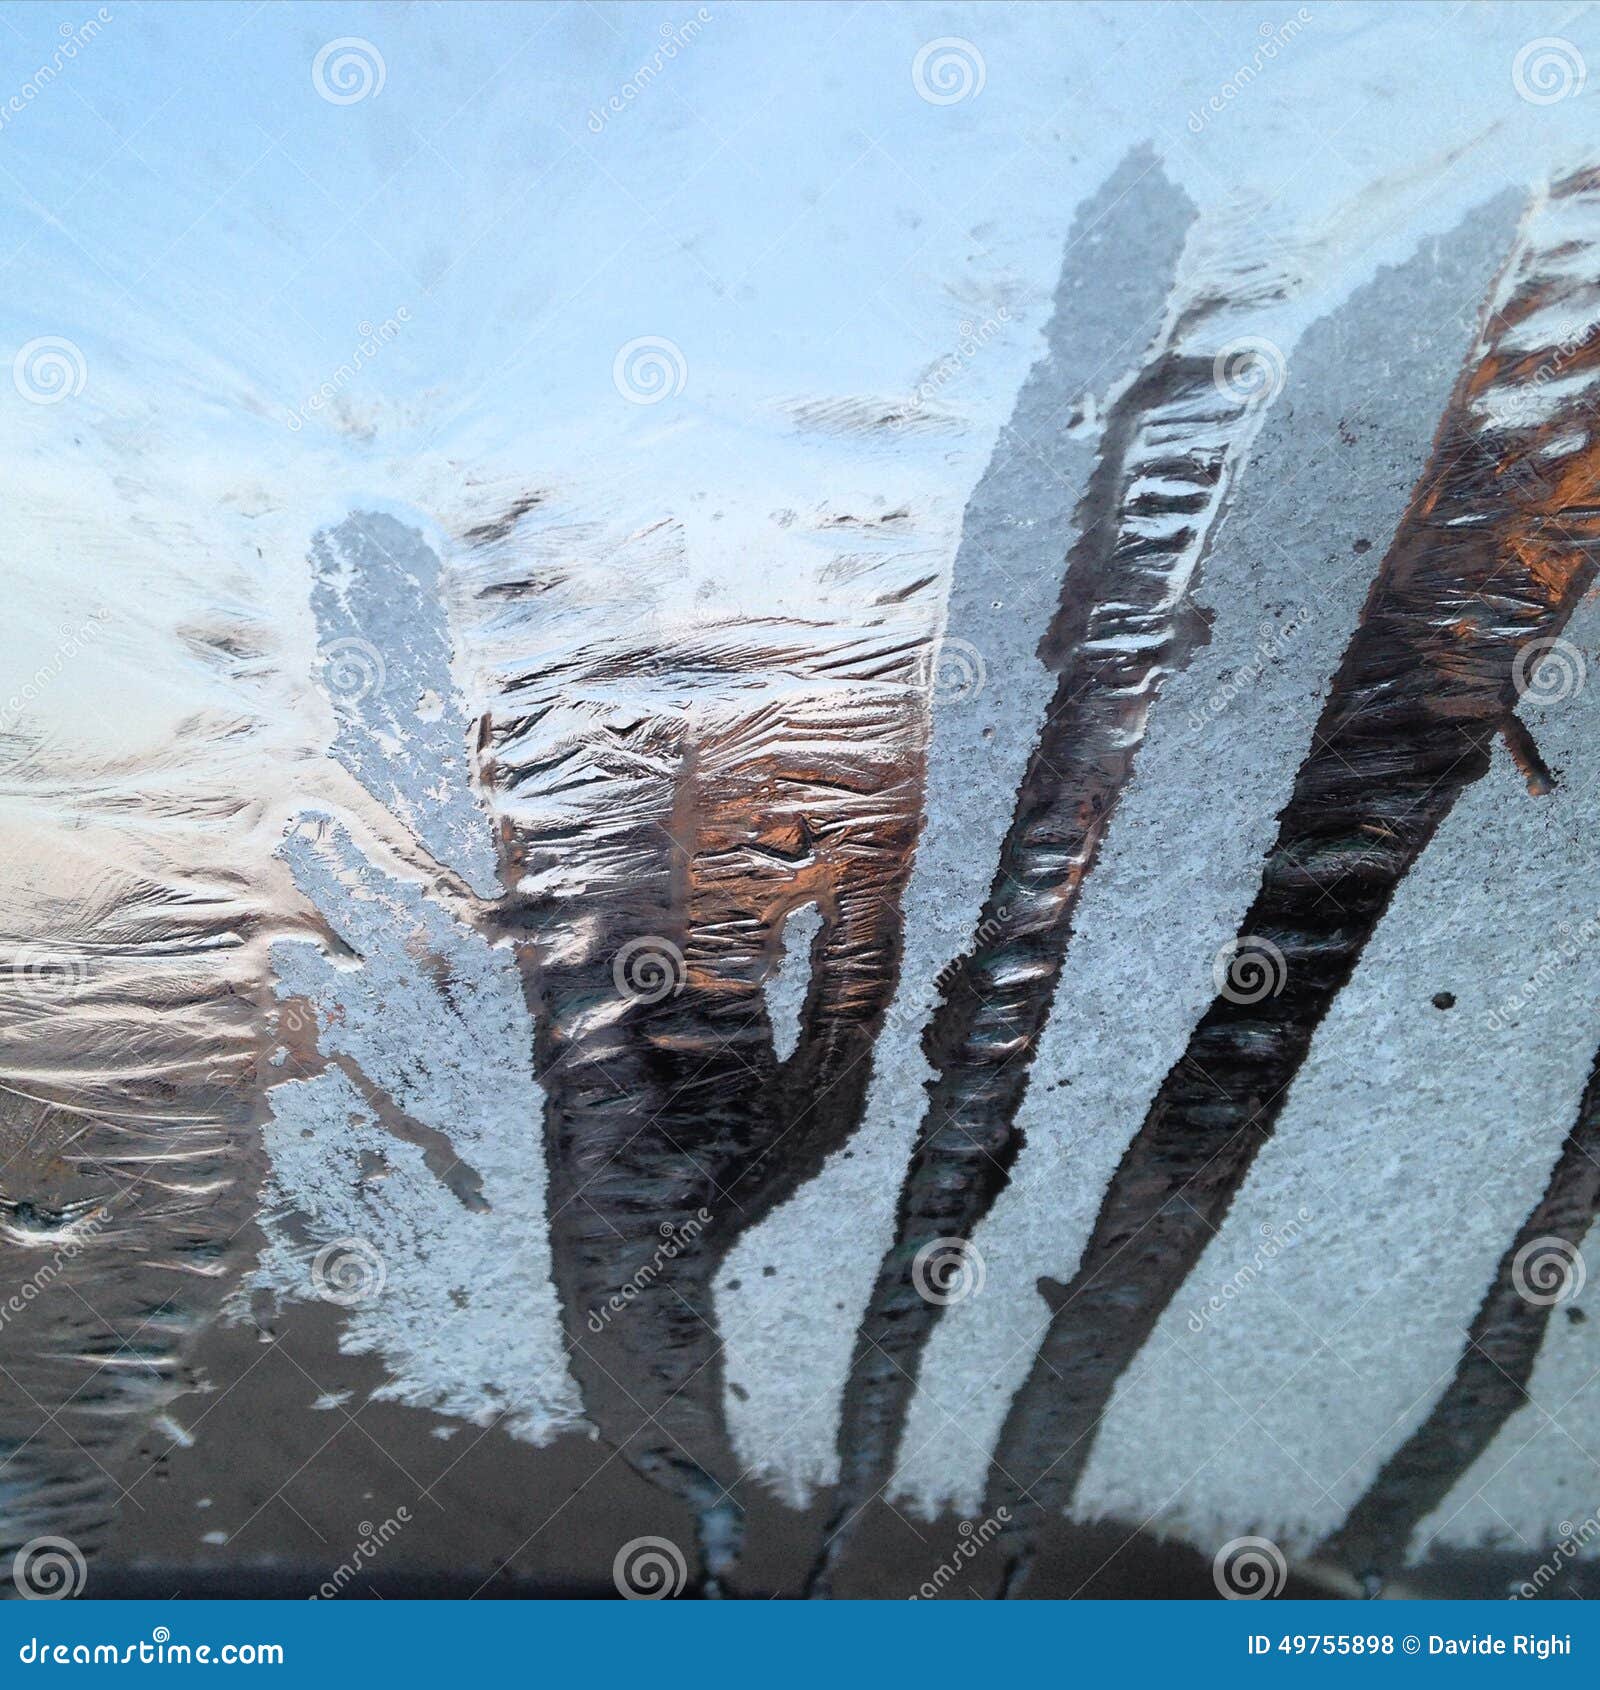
[24,1,1600,1595]
[0,836,265,1560]
[981,170,1600,1570]
[245,513,580,1442]
[717,148,1197,1504]
[1078,589,1600,1554]
[812,187,1311,1584]
[257,824,580,1438]
[450,472,931,1577]
[309,512,502,899]
[896,191,1525,1519]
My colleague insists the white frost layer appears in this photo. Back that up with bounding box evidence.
[1416,1219,1600,1565]
[1075,590,1600,1554]
[891,197,1520,1518]
[249,822,582,1441]
[766,902,823,1064]
[714,151,1195,1505]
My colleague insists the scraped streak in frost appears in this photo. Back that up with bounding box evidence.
[716,147,1198,1505]
[812,193,1306,1583]
[452,481,934,1578]
[1414,1210,1600,1566]
[1073,174,1600,1569]
[1079,597,1600,1559]
[989,167,1600,1574]
[893,192,1525,1522]
[1323,961,1600,1579]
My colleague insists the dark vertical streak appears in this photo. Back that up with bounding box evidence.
[812,190,1306,1593]
[492,668,923,1591]
[478,150,1193,1594]
[694,691,927,1244]
[506,721,749,1591]
[985,170,1600,1582]
[1318,1048,1600,1588]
